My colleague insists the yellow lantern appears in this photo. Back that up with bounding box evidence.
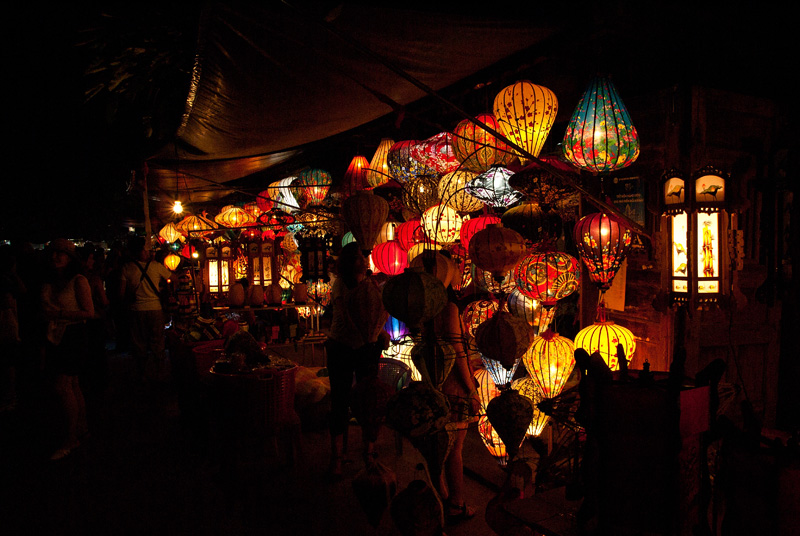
[214,206,256,228]
[366,138,395,188]
[574,320,636,371]
[382,335,421,381]
[507,289,554,334]
[474,367,500,413]
[402,174,440,216]
[376,221,399,245]
[159,222,184,244]
[438,170,484,213]
[493,81,558,162]
[522,330,575,399]
[478,415,508,466]
[421,204,463,245]
[510,377,550,437]
[406,242,428,264]
[163,253,181,271]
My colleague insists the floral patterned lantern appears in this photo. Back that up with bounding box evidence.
[372,240,408,276]
[493,81,558,163]
[402,174,440,217]
[562,75,640,173]
[461,299,499,339]
[511,376,550,437]
[574,314,636,371]
[163,253,182,271]
[341,191,389,254]
[508,156,575,207]
[522,329,575,399]
[396,218,424,251]
[514,251,581,308]
[366,138,394,188]
[296,168,333,206]
[501,201,563,246]
[341,155,370,200]
[159,222,184,244]
[459,214,501,251]
[410,132,460,175]
[468,224,526,285]
[438,170,484,214]
[215,206,256,228]
[573,212,633,292]
[256,189,274,213]
[452,113,516,173]
[421,204,463,245]
[388,140,433,183]
[278,177,302,212]
[475,311,535,370]
[507,288,554,334]
[478,415,508,466]
[465,166,522,208]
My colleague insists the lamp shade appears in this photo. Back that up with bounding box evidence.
[176,213,217,237]
[372,240,408,276]
[562,75,639,173]
[461,299,499,339]
[478,415,508,466]
[410,337,456,389]
[507,288,554,334]
[465,166,522,208]
[468,224,527,284]
[341,191,389,253]
[573,212,633,291]
[501,201,563,246]
[510,376,550,437]
[366,138,394,188]
[402,174,440,217]
[278,177,302,212]
[388,140,433,183]
[574,320,636,371]
[452,113,516,173]
[514,251,580,308]
[159,222,184,243]
[410,132,460,175]
[396,218,424,251]
[215,206,256,228]
[341,155,370,199]
[163,253,182,271]
[481,353,521,388]
[475,311,535,370]
[522,330,575,399]
[459,214,502,251]
[408,250,456,288]
[438,170,484,214]
[296,168,333,205]
[493,81,558,162]
[421,204,463,245]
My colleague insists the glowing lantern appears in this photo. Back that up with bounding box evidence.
[278,177,302,212]
[282,233,298,253]
[381,267,448,330]
[406,243,428,264]
[372,240,408,276]
[388,140,433,183]
[408,250,455,288]
[242,202,263,221]
[459,214,501,251]
[163,253,182,271]
[341,155,369,200]
[508,156,575,207]
[341,232,356,247]
[180,244,199,260]
[176,213,217,237]
[296,168,332,206]
[452,113,516,173]
[574,315,636,371]
[159,222,184,243]
[256,189,274,213]
[376,222,399,245]
[402,174,440,216]
[514,251,581,308]
[475,311,535,370]
[465,166,522,208]
[694,166,726,301]
[562,75,640,173]
[478,416,508,466]
[501,201,563,246]
[486,388,533,460]
[396,218,424,251]
[366,138,394,188]
[410,337,456,389]
[383,335,420,381]
[473,265,516,295]
[481,353,521,388]
[493,81,558,163]
[511,377,550,437]
[215,206,256,228]
[438,170,483,214]
[421,204,462,245]
[410,132,460,175]
[474,368,501,413]
[468,224,526,285]
[461,299,499,339]
[384,315,409,342]
[507,289,554,334]
[341,191,389,254]
[522,330,575,399]
[573,212,633,292]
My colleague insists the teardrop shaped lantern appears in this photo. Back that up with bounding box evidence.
[459,214,502,251]
[341,191,389,254]
[514,251,581,308]
[421,204,463,245]
[296,168,333,206]
[562,75,640,173]
[574,212,633,292]
[486,388,533,461]
[507,288,554,334]
[478,415,508,466]
[388,140,433,183]
[574,318,636,372]
[452,113,516,173]
[366,138,394,188]
[402,174,440,217]
[410,337,456,389]
[461,299,499,339]
[465,166,522,208]
[493,81,559,163]
[372,240,408,276]
[468,224,526,285]
[410,132,460,175]
[438,170,484,214]
[522,329,575,399]
[475,311,535,370]
[159,222,184,244]
[510,376,550,437]
[341,155,370,200]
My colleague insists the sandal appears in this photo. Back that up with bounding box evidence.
[445,500,476,525]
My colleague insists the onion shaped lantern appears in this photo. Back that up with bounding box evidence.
[410,132,460,175]
[501,201,563,246]
[242,201,263,221]
[514,251,580,308]
[473,265,516,295]
[480,353,522,388]
[215,206,256,228]
[493,81,558,163]
[402,174,440,217]
[474,368,501,414]
[341,191,389,254]
[163,253,182,271]
[411,337,456,389]
[465,166,522,208]
[461,299,499,339]
[388,140,433,183]
[256,189,274,213]
[452,113,517,173]
[478,416,508,466]
[438,170,484,214]
[486,388,533,461]
[396,218,424,251]
[574,212,633,292]
[468,224,526,285]
[562,75,640,173]
[421,204,463,245]
[176,213,217,237]
[507,288,554,334]
[341,155,369,200]
[381,267,448,330]
[522,330,575,399]
[459,214,501,251]
[366,138,394,188]
[574,315,636,371]
[159,222,184,243]
[296,168,333,206]
[475,311,535,370]
[511,377,550,437]
[372,240,408,276]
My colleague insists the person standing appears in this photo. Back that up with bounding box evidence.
[119,237,173,384]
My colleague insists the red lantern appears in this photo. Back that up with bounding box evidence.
[459,214,501,251]
[410,132,460,175]
[296,168,333,205]
[256,189,274,213]
[371,240,408,276]
[573,212,633,291]
[388,140,433,183]
[341,155,370,200]
[452,113,516,173]
[396,218,425,251]
[468,224,526,285]
[514,251,581,308]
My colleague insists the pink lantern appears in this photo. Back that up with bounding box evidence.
[410,132,460,175]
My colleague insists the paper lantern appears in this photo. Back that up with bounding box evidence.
[473,265,516,295]
[340,155,369,200]
[388,140,433,183]
[410,337,456,389]
[493,81,558,162]
[410,132,460,175]
[508,156,575,207]
[562,75,640,173]
[381,267,448,329]
[366,138,394,188]
[163,253,181,271]
[406,242,427,264]
[396,218,424,251]
[215,206,256,228]
[574,212,633,292]
[421,204,462,245]
[510,377,550,437]
[481,353,521,388]
[465,166,522,208]
[506,289,554,334]
[461,299,499,339]
[501,201,563,246]
[341,191,389,253]
[452,113,516,173]
[383,335,421,381]
[402,174,440,216]
[256,189,274,213]
[468,224,526,284]
[459,214,501,251]
[372,240,407,276]
[475,311,535,370]
[574,320,636,371]
[159,222,184,243]
[278,177,302,212]
[486,388,533,461]
[514,251,580,308]
[376,221,399,245]
[522,330,575,399]
[176,213,217,237]
[438,170,484,214]
[478,415,508,466]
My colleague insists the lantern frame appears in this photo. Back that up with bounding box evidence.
[573,212,633,292]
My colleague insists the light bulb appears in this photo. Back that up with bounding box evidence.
[173,201,183,214]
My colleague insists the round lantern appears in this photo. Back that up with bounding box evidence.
[562,75,640,173]
[388,140,433,183]
[372,240,408,276]
[396,218,424,251]
[514,251,581,308]
[278,176,302,212]
[486,388,533,461]
[381,267,448,329]
[256,189,274,213]
[215,206,256,228]
[507,288,554,334]
[510,376,550,437]
[402,174,440,217]
[406,242,428,264]
[421,204,462,245]
[573,212,633,291]
[478,415,508,466]
[522,329,575,399]
[468,224,526,284]
[459,214,502,251]
[452,113,516,173]
[410,337,456,389]
[159,222,184,244]
[163,253,181,271]
[408,249,456,288]
[410,132,460,175]
[341,191,389,254]
[473,265,516,295]
[501,201,563,246]
[438,170,484,214]
[366,138,394,188]
[475,311,535,370]
[341,155,369,200]
[493,81,558,162]
[465,166,522,208]
[296,168,333,206]
[461,299,499,339]
[574,320,636,371]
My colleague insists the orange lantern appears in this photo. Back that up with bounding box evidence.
[341,191,389,254]
[163,253,182,271]
[459,214,502,251]
[510,376,550,437]
[366,138,394,188]
[474,368,501,413]
[372,240,408,276]
[478,415,508,466]
[255,189,274,213]
[452,113,516,173]
[461,299,499,339]
[341,155,369,200]
[493,81,558,163]
[176,213,217,237]
[215,206,256,228]
[438,170,483,214]
[522,329,575,399]
[159,222,184,244]
[468,224,526,285]
[574,212,633,292]
[486,388,533,460]
[514,251,580,308]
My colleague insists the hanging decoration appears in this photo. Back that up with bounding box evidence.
[506,289,554,334]
[562,75,640,173]
[402,174,441,217]
[468,224,526,285]
[295,168,333,206]
[459,214,501,251]
[376,221,399,245]
[215,206,257,228]
[410,132,460,175]
[258,209,296,237]
[242,201,263,221]
[573,212,633,292]
[493,81,558,163]
[475,311,535,370]
[382,335,421,381]
[478,415,508,466]
[410,337,456,389]
[372,240,408,276]
[473,265,516,295]
[408,250,456,288]
[396,218,424,251]
[341,191,389,254]
[510,377,550,437]
[388,140,433,183]
[501,201,563,246]
[474,368,501,414]
[438,170,484,214]
[365,138,394,189]
[256,188,275,213]
[384,315,409,342]
[465,166,522,208]
[341,155,370,200]
[163,253,182,271]
[342,231,356,247]
[421,204,463,245]
[574,307,636,371]
[480,353,521,389]
[381,268,448,330]
[522,329,575,399]
[461,299,499,339]
[452,113,516,173]
[277,177,302,212]
[486,388,534,461]
[508,156,575,208]
[176,213,217,237]
[514,251,581,308]
[159,222,184,243]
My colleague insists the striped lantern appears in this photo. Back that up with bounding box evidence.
[371,240,408,276]
[402,174,440,217]
[574,320,636,371]
[421,204,463,245]
[438,170,484,214]
[522,329,575,399]
[468,224,526,285]
[295,168,333,206]
[478,415,508,466]
[341,191,389,254]
[452,113,516,173]
[366,138,394,188]
[459,214,502,251]
[376,221,399,245]
[493,81,558,163]
[396,218,424,251]
[480,353,521,388]
[159,222,184,243]
[215,206,256,228]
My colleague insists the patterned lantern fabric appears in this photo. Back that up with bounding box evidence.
[341,155,370,199]
[421,204,463,245]
[468,224,527,284]
[296,168,333,206]
[514,251,581,308]
[501,201,563,246]
[507,288,554,334]
[341,232,356,247]
[465,166,522,208]
[574,321,636,371]
[278,176,302,212]
[474,368,501,413]
[480,353,521,388]
[478,415,508,465]
[493,81,558,162]
[510,376,550,437]
[486,388,533,461]
[176,213,217,237]
[410,132,460,175]
[452,113,516,173]
[381,267,448,329]
[473,265,516,295]
[438,170,484,213]
[459,214,501,251]
[372,240,408,276]
[366,138,394,188]
[573,212,633,291]
[410,337,456,389]
[159,222,184,243]
[215,206,256,228]
[384,315,409,342]
[522,330,575,399]
[341,191,389,252]
[388,140,434,183]
[402,174,440,217]
[256,189,274,213]
[508,156,574,207]
[461,299,499,339]
[562,76,640,173]
[475,311,535,370]
[242,201,263,220]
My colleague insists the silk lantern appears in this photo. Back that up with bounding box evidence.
[384,315,409,342]
[396,218,424,251]
[341,191,389,254]
[452,113,516,173]
[296,168,332,206]
[574,212,633,292]
[486,388,534,461]
[408,250,455,288]
[383,335,421,381]
[410,337,456,389]
[376,221,399,245]
[501,201,563,246]
[562,75,640,173]
[574,316,636,371]
[410,132,460,175]
[468,224,526,285]
[341,155,369,200]
[493,81,558,163]
[459,214,501,251]
[366,138,394,188]
[478,415,508,466]
[510,376,550,437]
[421,204,462,245]
[176,213,217,237]
[522,330,575,399]
[461,299,499,339]
[388,140,433,183]
[438,170,484,214]
[256,189,274,213]
[466,166,522,208]
[163,253,182,271]
[514,251,581,308]
[507,288,554,334]
[381,267,447,330]
[474,368,501,413]
[402,174,440,216]
[159,222,184,243]
[278,177,302,212]
[508,155,575,207]
[215,206,256,228]
[481,353,521,388]
[372,240,407,276]
[475,311,535,370]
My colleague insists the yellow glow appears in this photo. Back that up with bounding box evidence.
[671,212,689,293]
[697,212,719,293]
[172,201,183,214]
[574,321,636,371]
